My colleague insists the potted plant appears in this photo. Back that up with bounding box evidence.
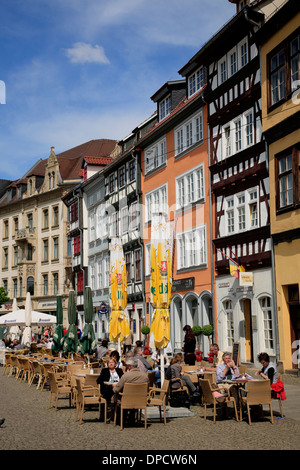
[192,325,203,360]
[201,324,214,362]
[141,325,150,347]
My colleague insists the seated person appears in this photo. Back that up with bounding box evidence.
[109,350,123,368]
[216,352,240,383]
[167,354,199,397]
[134,346,153,371]
[255,352,278,385]
[204,343,223,371]
[97,357,123,406]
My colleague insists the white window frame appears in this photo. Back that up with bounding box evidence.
[174,109,203,157]
[188,66,206,98]
[145,136,167,174]
[159,95,171,121]
[225,188,259,235]
[260,296,274,351]
[121,206,129,235]
[145,184,168,223]
[224,300,234,348]
[175,163,205,210]
[176,224,207,270]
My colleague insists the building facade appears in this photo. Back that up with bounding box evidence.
[259,0,300,370]
[138,79,213,354]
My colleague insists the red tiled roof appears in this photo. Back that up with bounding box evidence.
[83,156,112,165]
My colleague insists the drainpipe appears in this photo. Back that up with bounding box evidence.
[207,125,216,342]
[265,139,280,363]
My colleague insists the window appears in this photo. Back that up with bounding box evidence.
[224,300,234,347]
[125,252,131,283]
[27,244,33,261]
[128,160,136,182]
[14,218,19,235]
[270,48,285,105]
[13,278,17,298]
[109,173,115,193]
[4,220,8,238]
[268,31,300,107]
[276,146,300,210]
[235,119,242,152]
[159,95,171,121]
[110,212,119,237]
[43,274,48,296]
[13,246,18,266]
[134,249,142,282]
[260,297,273,350]
[224,127,231,157]
[245,113,253,147]
[145,185,167,223]
[129,202,139,230]
[220,60,227,83]
[90,260,95,290]
[118,166,126,188]
[53,273,58,295]
[43,209,49,229]
[53,237,59,260]
[67,236,72,256]
[175,110,203,156]
[230,51,237,76]
[27,213,33,230]
[27,276,34,296]
[226,189,260,234]
[53,206,59,226]
[121,207,129,234]
[145,137,166,174]
[188,66,206,97]
[43,239,49,262]
[176,225,207,270]
[89,209,95,242]
[176,164,204,209]
[19,277,22,297]
[70,202,78,222]
[240,42,248,67]
[74,234,81,255]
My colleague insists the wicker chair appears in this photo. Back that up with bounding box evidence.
[114,382,148,430]
[75,378,107,425]
[48,372,72,410]
[30,361,44,389]
[239,379,274,425]
[199,378,238,424]
[3,353,12,375]
[147,379,169,425]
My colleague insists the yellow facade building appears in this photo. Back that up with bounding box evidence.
[260,0,300,370]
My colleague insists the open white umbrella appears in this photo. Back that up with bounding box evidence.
[0,309,57,326]
[21,292,32,347]
[9,298,21,340]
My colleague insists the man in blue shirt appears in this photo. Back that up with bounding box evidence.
[216,352,240,383]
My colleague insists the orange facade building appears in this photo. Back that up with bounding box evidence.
[137,80,214,354]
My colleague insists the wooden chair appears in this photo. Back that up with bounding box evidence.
[199,378,238,424]
[3,353,12,375]
[239,379,274,425]
[48,372,72,411]
[19,358,32,383]
[114,382,148,431]
[30,361,44,389]
[75,379,107,425]
[239,365,247,375]
[147,379,169,425]
[168,377,189,402]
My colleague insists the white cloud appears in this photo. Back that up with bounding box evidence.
[64,42,110,64]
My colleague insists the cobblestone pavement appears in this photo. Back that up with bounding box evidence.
[0,367,300,452]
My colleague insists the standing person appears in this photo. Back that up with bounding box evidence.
[123,330,133,354]
[182,325,196,365]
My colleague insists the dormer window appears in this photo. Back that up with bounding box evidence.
[188,66,205,98]
[159,95,171,121]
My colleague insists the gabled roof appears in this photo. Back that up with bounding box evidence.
[82,156,113,167]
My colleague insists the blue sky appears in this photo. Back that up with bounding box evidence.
[0,0,236,181]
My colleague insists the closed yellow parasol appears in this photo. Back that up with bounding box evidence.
[149,213,173,350]
[109,237,130,343]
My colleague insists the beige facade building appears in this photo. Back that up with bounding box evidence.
[0,139,118,326]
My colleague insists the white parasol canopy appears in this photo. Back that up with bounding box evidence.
[21,292,33,347]
[0,309,57,327]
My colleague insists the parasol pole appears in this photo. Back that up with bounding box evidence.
[160,347,165,386]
